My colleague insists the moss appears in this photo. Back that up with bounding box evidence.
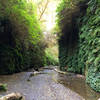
[0,84,7,91]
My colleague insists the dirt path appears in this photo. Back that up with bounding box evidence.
[0,68,100,100]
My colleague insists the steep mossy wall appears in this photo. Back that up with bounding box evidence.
[57,0,100,92]
[57,0,88,72]
[0,0,46,74]
[79,0,100,92]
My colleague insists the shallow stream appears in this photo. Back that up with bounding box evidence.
[0,68,99,100]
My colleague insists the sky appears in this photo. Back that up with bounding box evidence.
[45,1,58,31]
[36,0,60,31]
[28,0,60,31]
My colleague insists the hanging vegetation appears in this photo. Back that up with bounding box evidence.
[56,0,100,92]
[0,0,46,74]
[56,0,88,72]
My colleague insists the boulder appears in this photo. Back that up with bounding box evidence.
[0,93,25,100]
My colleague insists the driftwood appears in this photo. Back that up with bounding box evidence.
[0,93,24,100]
[54,68,68,74]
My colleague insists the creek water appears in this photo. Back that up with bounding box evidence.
[0,68,100,100]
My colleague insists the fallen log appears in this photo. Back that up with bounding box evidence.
[54,68,68,74]
[0,93,25,100]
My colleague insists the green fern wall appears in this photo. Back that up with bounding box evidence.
[79,0,100,92]
[57,0,100,92]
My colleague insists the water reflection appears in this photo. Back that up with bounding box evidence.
[0,69,100,100]
[55,73,100,100]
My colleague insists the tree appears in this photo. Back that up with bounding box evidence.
[38,0,50,20]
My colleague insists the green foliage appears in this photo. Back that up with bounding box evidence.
[0,0,46,74]
[0,84,7,91]
[81,0,100,92]
[86,67,100,92]
[45,47,59,66]
[0,45,24,74]
[57,0,100,92]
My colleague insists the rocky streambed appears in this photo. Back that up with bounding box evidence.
[0,67,100,100]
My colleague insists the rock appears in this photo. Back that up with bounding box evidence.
[34,68,39,71]
[29,71,40,77]
[0,93,25,100]
[27,79,31,82]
